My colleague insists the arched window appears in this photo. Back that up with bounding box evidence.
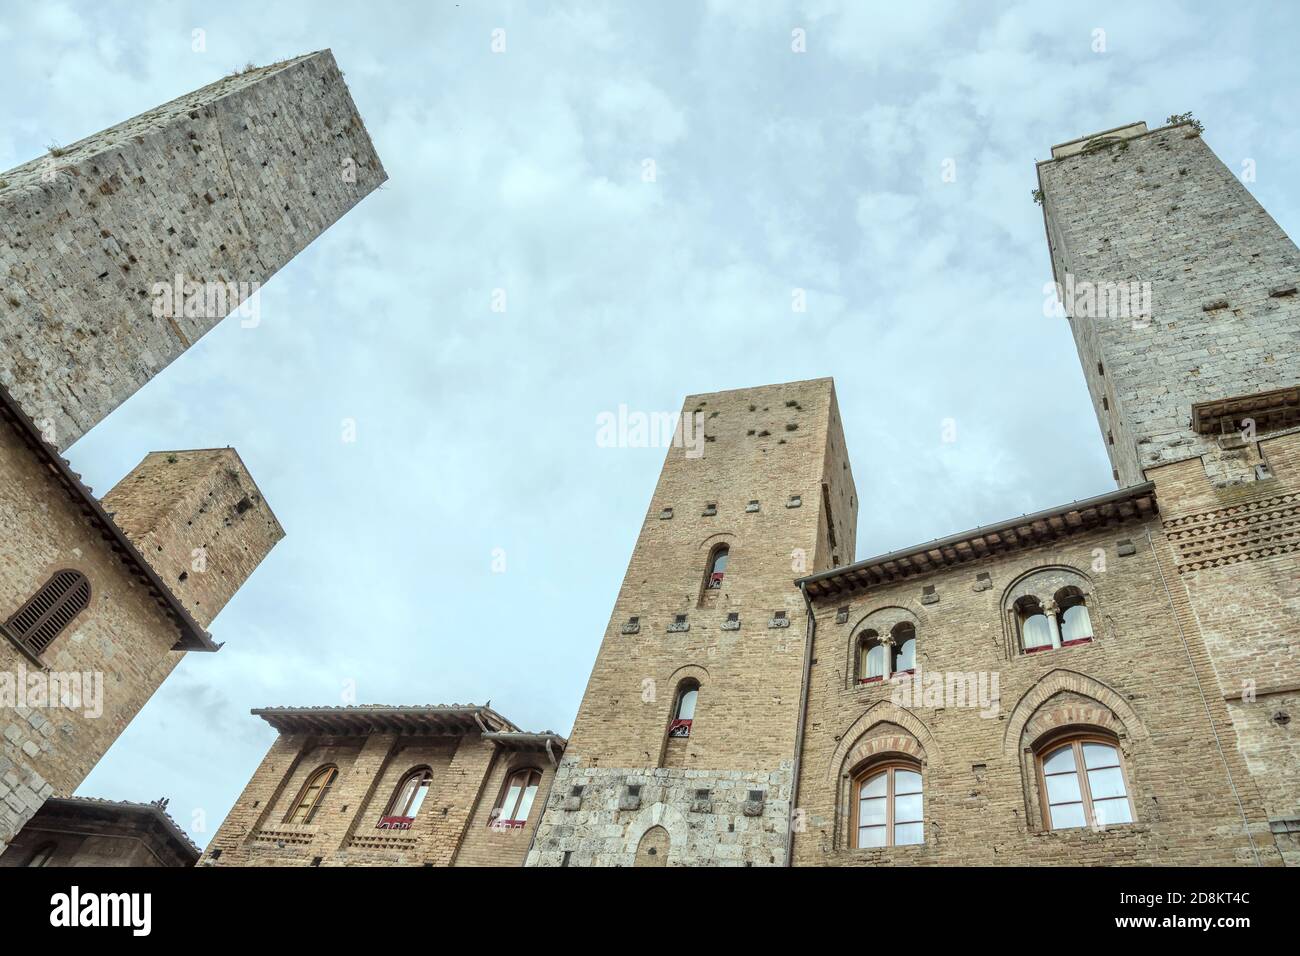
[669,682,698,737]
[857,631,886,683]
[852,761,924,848]
[492,768,542,829]
[383,767,432,824]
[284,764,337,824]
[1056,588,1094,646]
[891,623,916,674]
[1016,596,1054,653]
[704,545,729,590]
[635,825,670,867]
[25,842,57,867]
[4,569,91,657]
[1037,734,1133,830]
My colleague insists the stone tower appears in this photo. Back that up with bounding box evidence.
[1038,119,1300,862]
[528,378,857,866]
[0,51,381,856]
[0,50,386,451]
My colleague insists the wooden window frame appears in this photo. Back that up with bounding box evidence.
[848,760,924,849]
[284,764,338,825]
[668,681,699,738]
[1034,733,1134,831]
[492,767,543,828]
[382,766,433,824]
[856,631,885,684]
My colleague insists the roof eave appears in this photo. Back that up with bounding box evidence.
[797,482,1158,599]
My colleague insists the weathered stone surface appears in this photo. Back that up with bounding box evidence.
[0,50,386,450]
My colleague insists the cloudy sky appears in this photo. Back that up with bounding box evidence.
[2,1,1296,847]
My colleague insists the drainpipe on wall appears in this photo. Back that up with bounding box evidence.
[786,581,818,868]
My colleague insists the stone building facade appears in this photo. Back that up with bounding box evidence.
[199,706,565,867]
[519,117,1298,866]
[0,51,383,856]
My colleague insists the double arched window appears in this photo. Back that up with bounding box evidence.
[383,767,433,823]
[4,569,91,658]
[856,622,918,683]
[284,765,337,824]
[1006,570,1097,655]
[1016,587,1094,653]
[1036,733,1133,830]
[851,760,924,848]
[492,768,542,829]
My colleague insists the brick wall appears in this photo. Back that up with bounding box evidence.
[794,521,1281,866]
[0,428,187,849]
[529,378,856,865]
[202,729,552,867]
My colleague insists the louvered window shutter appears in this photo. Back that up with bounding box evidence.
[5,570,91,656]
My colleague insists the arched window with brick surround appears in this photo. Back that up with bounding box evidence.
[3,569,91,658]
[1004,568,1098,656]
[704,544,729,590]
[669,681,699,738]
[1035,732,1133,830]
[381,766,432,826]
[491,768,542,829]
[284,765,337,824]
[851,759,924,848]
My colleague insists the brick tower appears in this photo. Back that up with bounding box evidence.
[528,378,856,866]
[1038,119,1300,862]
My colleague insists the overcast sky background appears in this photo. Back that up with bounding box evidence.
[2,1,1297,848]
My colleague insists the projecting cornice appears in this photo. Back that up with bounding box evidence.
[797,483,1158,601]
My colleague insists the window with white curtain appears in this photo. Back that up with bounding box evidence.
[1057,589,1094,644]
[858,634,887,682]
[1018,598,1054,652]
[892,623,916,673]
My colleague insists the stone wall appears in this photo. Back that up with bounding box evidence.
[1038,121,1300,486]
[0,50,386,449]
[527,761,791,867]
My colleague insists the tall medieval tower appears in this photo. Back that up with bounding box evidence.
[528,378,856,866]
[0,50,385,452]
[0,51,383,853]
[1038,119,1300,859]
